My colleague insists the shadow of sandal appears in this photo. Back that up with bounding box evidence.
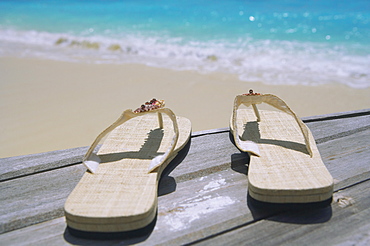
[99,128,165,163]
[229,131,250,175]
[247,193,333,224]
[242,121,310,156]
[64,216,156,242]
[158,138,191,196]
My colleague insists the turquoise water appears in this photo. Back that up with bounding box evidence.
[1,0,369,88]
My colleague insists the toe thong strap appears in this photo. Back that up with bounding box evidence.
[83,105,179,174]
[232,92,313,157]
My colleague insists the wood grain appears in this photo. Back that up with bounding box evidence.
[0,109,369,245]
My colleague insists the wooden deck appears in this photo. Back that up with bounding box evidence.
[1,109,369,245]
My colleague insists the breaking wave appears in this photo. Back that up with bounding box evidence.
[1,28,369,88]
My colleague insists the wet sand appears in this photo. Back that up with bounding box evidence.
[1,57,369,158]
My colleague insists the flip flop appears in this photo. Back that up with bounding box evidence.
[64,99,191,233]
[230,90,333,203]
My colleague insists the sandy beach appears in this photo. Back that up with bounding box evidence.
[1,56,369,158]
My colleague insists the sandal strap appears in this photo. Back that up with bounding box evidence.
[232,92,313,157]
[83,107,179,174]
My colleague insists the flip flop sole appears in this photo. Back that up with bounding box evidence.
[232,109,333,203]
[65,114,191,232]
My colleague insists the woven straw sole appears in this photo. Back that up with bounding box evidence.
[231,109,333,203]
[65,114,191,232]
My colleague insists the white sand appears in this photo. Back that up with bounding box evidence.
[1,57,369,158]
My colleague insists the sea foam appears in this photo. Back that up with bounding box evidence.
[0,28,369,89]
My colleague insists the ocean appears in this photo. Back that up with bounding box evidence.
[0,0,369,88]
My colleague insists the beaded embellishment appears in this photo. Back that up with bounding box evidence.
[133,98,165,113]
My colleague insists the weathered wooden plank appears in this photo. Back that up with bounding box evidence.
[302,108,370,122]
[2,163,369,245]
[317,128,370,188]
[0,168,250,245]
[1,109,367,182]
[0,217,68,246]
[0,109,367,182]
[0,131,239,235]
[160,113,369,243]
[192,179,370,246]
[0,164,86,234]
[305,114,370,144]
[0,147,87,182]
[0,110,369,244]
[0,129,229,183]
[168,131,239,182]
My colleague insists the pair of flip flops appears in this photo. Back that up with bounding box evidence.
[64,92,333,234]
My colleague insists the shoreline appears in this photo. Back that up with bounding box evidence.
[1,56,370,158]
